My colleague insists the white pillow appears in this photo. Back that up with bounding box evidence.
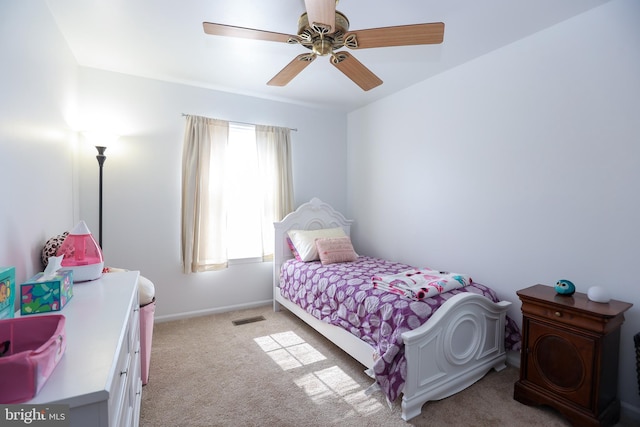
[287,227,347,262]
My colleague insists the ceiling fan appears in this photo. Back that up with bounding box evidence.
[203,0,444,91]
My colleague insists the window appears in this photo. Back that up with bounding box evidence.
[181,115,294,273]
[225,124,262,260]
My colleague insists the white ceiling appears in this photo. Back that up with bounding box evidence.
[45,0,609,112]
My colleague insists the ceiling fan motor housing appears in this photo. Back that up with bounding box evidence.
[298,11,350,56]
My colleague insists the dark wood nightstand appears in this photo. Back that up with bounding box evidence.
[514,284,632,427]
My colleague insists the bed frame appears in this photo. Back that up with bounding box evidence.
[273,198,511,421]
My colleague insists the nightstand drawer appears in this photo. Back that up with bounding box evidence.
[521,300,604,334]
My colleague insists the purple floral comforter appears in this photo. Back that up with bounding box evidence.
[279,256,521,403]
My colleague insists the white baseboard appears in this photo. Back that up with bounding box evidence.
[506,350,520,369]
[621,401,640,424]
[154,299,272,323]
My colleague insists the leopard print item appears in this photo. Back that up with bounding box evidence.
[41,231,69,267]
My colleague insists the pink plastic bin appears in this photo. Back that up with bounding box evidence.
[139,298,155,385]
[0,315,66,403]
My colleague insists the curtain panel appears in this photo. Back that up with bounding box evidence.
[256,125,294,260]
[181,115,229,272]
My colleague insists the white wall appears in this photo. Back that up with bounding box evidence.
[347,0,640,417]
[0,1,78,284]
[74,67,348,320]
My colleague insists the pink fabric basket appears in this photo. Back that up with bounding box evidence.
[140,298,155,385]
[0,314,66,403]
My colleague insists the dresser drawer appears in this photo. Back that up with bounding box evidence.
[129,306,140,352]
[129,343,142,427]
[109,335,132,424]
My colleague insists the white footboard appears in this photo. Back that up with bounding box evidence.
[400,292,511,421]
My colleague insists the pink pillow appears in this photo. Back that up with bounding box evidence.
[315,236,358,265]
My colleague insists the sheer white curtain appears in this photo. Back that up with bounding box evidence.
[181,116,294,273]
[181,116,229,272]
[256,125,294,260]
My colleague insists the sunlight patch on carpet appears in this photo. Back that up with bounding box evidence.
[294,366,384,415]
[254,331,326,370]
[254,331,383,416]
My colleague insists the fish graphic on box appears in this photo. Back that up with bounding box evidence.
[0,267,16,319]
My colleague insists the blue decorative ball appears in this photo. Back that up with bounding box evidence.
[555,279,576,295]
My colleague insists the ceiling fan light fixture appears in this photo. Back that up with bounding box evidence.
[312,39,333,56]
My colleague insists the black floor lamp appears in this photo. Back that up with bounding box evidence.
[95,145,107,249]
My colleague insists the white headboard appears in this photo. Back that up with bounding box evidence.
[273,198,353,289]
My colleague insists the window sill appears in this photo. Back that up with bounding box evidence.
[227,257,266,265]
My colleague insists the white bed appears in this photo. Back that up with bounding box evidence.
[273,197,512,421]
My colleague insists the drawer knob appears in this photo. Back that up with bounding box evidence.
[554,311,562,317]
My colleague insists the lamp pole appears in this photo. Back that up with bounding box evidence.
[95,146,107,249]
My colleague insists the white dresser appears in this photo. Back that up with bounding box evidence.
[25,271,143,427]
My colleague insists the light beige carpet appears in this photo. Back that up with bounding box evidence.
[139,304,626,427]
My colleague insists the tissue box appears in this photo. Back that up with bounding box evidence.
[0,267,15,319]
[20,270,73,315]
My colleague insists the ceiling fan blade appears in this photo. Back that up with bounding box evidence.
[344,22,444,49]
[330,52,382,91]
[304,0,336,33]
[203,22,297,44]
[267,54,316,86]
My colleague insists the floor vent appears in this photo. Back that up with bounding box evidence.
[232,315,266,326]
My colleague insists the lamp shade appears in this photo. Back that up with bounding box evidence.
[82,131,119,148]
[56,220,104,282]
